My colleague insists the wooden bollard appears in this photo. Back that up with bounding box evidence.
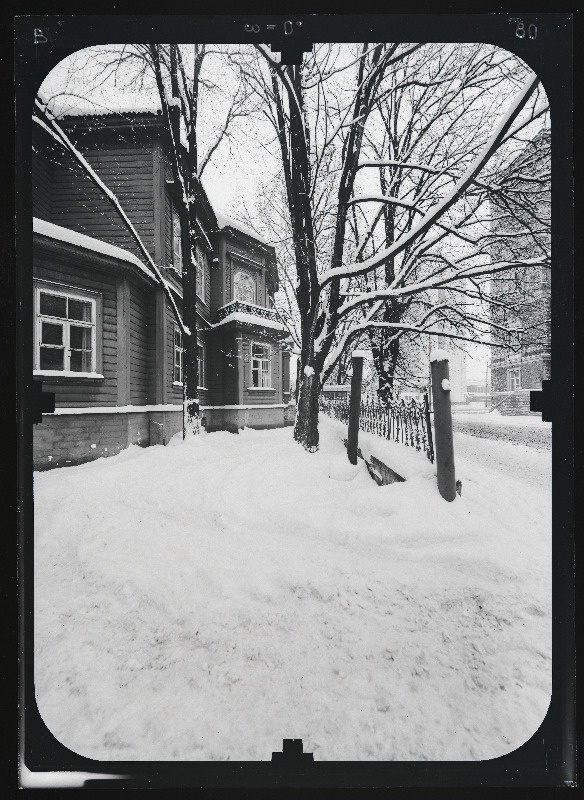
[430,350,457,501]
[347,351,366,465]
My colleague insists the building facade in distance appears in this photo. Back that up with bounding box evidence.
[489,129,551,415]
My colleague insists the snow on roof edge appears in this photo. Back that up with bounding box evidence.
[214,211,271,247]
[33,218,157,282]
[212,311,289,333]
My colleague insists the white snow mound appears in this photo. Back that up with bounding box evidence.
[430,348,450,362]
[328,453,366,481]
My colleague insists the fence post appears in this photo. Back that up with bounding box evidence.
[347,351,366,465]
[430,352,456,501]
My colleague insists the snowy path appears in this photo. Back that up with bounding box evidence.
[452,414,551,451]
[454,430,552,493]
[34,419,551,761]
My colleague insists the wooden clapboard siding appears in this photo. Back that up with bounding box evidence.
[221,330,239,406]
[165,298,184,404]
[204,334,224,406]
[163,168,173,270]
[33,246,118,407]
[32,147,52,220]
[49,143,156,264]
[129,281,156,405]
[210,253,223,317]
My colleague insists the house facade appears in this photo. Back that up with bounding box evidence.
[32,113,292,470]
[489,129,551,415]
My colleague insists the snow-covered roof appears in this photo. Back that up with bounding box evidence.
[214,211,271,247]
[33,218,156,282]
[212,312,289,333]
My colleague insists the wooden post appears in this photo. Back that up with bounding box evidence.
[430,353,456,501]
[347,351,366,465]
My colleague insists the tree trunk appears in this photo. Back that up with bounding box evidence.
[293,369,320,452]
[182,258,200,438]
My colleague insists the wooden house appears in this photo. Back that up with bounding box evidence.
[32,113,292,469]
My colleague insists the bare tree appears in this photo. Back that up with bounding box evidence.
[243,42,549,450]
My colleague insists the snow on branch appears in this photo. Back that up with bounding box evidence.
[334,255,548,320]
[357,160,440,174]
[319,75,540,289]
[33,97,188,337]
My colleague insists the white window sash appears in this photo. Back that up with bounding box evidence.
[174,327,184,384]
[251,342,271,388]
[197,339,206,388]
[35,286,96,373]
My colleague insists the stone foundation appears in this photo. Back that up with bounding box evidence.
[34,403,290,470]
[33,408,183,470]
[284,402,296,427]
[202,405,285,433]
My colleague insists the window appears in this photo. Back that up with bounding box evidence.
[196,250,207,302]
[251,342,271,387]
[234,270,255,304]
[172,206,182,273]
[508,367,521,391]
[197,340,206,388]
[174,326,183,383]
[35,287,96,373]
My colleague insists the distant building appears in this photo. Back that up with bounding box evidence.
[321,384,351,401]
[489,129,551,415]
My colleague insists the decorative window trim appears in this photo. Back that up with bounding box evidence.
[250,341,271,388]
[34,282,102,376]
[233,269,256,304]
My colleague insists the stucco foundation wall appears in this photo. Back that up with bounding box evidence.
[34,409,183,469]
[203,406,285,433]
[284,402,296,427]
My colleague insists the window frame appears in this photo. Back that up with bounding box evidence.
[508,367,522,391]
[196,249,207,304]
[250,341,271,388]
[172,204,182,274]
[34,283,100,376]
[197,339,206,389]
[173,325,184,385]
[233,270,256,304]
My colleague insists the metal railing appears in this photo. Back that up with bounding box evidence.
[319,392,434,463]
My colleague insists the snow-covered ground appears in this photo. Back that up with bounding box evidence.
[34,416,551,761]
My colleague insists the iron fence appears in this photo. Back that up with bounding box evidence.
[319,392,434,463]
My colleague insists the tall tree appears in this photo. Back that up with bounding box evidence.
[245,42,549,450]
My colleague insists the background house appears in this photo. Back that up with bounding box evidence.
[32,112,292,469]
[489,129,551,415]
